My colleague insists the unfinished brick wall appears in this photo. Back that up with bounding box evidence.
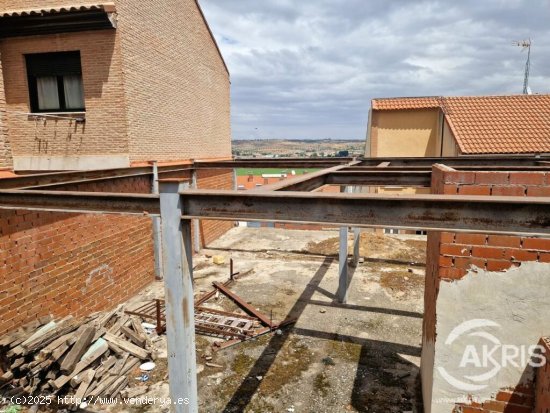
[196,169,235,246]
[430,167,550,279]
[453,386,535,412]
[423,165,550,413]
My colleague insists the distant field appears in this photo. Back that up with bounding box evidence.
[236,168,318,176]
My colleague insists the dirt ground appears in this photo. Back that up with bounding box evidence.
[97,227,426,413]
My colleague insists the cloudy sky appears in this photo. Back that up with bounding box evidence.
[199,0,550,140]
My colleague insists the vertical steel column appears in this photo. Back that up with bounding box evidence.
[338,186,349,303]
[351,186,361,267]
[232,167,238,190]
[352,227,361,267]
[159,181,198,413]
[191,170,201,253]
[151,161,163,279]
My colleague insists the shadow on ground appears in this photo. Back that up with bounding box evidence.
[222,257,423,412]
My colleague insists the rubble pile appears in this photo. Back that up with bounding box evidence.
[0,307,155,408]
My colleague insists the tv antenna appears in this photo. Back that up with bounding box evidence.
[512,39,531,94]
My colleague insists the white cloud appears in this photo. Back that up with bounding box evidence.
[200,0,550,139]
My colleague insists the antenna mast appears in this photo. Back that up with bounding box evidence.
[513,39,532,94]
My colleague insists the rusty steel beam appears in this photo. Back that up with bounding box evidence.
[357,155,549,167]
[345,165,550,172]
[326,171,431,187]
[180,189,550,236]
[194,158,354,169]
[212,281,274,327]
[0,165,192,190]
[0,189,160,215]
[253,163,356,192]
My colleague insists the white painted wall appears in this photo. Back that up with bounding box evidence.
[426,262,550,413]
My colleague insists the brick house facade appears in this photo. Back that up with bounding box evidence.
[0,1,235,334]
[0,0,231,170]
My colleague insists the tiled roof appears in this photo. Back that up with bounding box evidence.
[0,3,115,18]
[372,95,550,154]
[372,97,441,110]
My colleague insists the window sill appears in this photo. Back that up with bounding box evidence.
[27,112,86,122]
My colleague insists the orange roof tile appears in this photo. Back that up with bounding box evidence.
[372,96,441,110]
[371,95,550,154]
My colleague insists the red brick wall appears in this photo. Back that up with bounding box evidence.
[55,175,152,193]
[196,168,234,246]
[535,338,550,413]
[453,386,535,412]
[430,167,550,281]
[0,29,129,164]
[0,209,154,334]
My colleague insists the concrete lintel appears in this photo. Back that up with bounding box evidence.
[13,155,130,171]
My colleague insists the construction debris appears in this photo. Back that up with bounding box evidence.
[126,280,296,351]
[125,259,296,351]
[0,308,153,408]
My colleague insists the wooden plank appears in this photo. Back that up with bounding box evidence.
[121,384,148,398]
[51,342,69,362]
[88,374,118,398]
[110,376,129,398]
[103,333,149,360]
[130,317,151,347]
[60,326,95,373]
[92,327,106,342]
[119,357,139,375]
[106,341,125,356]
[74,369,95,401]
[22,318,82,354]
[112,353,129,374]
[121,326,146,348]
[30,359,52,376]
[98,305,121,328]
[0,371,14,382]
[107,315,129,336]
[10,357,24,370]
[95,356,116,377]
[52,339,108,390]
[36,332,72,361]
[103,376,126,398]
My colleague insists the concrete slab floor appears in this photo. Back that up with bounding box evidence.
[112,227,425,413]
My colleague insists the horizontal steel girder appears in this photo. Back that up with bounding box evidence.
[0,189,160,215]
[326,171,431,187]
[357,155,550,167]
[0,166,191,190]
[194,158,354,169]
[180,190,550,236]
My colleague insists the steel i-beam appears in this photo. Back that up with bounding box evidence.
[159,181,198,413]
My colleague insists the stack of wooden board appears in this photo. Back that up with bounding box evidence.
[0,307,153,407]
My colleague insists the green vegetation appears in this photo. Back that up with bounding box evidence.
[236,168,319,176]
